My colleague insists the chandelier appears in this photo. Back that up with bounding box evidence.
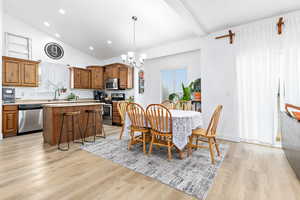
[121,16,146,68]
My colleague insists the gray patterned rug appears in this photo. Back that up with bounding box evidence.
[81,136,229,200]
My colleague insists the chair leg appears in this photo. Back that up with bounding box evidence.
[143,133,146,154]
[96,112,106,139]
[119,124,124,140]
[128,131,134,150]
[188,136,193,157]
[93,113,96,143]
[214,137,221,157]
[209,138,215,164]
[84,113,90,142]
[58,116,68,151]
[167,141,172,160]
[149,134,154,155]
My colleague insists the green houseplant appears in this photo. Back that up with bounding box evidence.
[181,82,194,101]
[168,93,179,102]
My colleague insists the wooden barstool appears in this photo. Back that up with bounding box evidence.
[58,111,84,151]
[83,108,106,143]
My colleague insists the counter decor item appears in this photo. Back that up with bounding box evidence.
[67,93,76,101]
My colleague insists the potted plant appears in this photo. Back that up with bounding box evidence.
[181,82,194,101]
[168,93,179,102]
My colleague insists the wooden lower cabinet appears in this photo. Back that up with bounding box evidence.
[2,105,18,137]
[112,102,122,125]
[43,105,103,145]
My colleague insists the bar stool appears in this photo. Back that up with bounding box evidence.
[84,108,106,143]
[58,111,84,151]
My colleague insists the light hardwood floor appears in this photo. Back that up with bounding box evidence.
[0,125,299,200]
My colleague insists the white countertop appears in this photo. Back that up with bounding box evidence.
[3,99,100,105]
[43,102,104,108]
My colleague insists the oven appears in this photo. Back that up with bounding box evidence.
[102,104,112,125]
[105,78,119,90]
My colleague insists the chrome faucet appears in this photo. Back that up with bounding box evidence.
[54,88,61,100]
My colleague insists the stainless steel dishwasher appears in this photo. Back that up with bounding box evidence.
[18,104,43,135]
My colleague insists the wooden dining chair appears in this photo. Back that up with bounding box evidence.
[146,104,174,160]
[117,101,129,140]
[188,105,223,164]
[127,103,150,154]
[161,100,174,109]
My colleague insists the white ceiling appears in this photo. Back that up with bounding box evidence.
[4,0,300,60]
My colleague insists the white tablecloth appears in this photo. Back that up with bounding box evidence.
[124,110,203,150]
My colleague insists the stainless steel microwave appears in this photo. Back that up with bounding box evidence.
[105,78,119,90]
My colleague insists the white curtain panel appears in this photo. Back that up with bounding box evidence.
[236,20,280,145]
[281,13,300,106]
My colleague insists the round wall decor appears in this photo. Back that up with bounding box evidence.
[44,42,64,60]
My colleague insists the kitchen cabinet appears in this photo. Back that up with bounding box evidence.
[104,64,120,79]
[2,56,40,87]
[119,66,133,89]
[70,67,91,89]
[2,105,18,137]
[103,63,134,89]
[112,101,122,125]
[87,66,104,89]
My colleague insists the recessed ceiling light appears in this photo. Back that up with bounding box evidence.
[55,33,61,38]
[59,9,66,15]
[43,21,50,27]
[107,40,112,45]
[89,46,94,51]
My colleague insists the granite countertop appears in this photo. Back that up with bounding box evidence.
[2,99,100,105]
[43,102,104,108]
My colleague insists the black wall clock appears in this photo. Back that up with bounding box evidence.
[44,42,64,60]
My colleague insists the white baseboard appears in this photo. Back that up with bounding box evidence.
[217,135,240,143]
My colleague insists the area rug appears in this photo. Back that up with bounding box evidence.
[81,136,229,200]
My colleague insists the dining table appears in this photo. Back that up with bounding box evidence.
[124,109,203,159]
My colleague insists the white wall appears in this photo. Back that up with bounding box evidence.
[2,14,102,100]
[139,50,201,107]
[201,34,239,142]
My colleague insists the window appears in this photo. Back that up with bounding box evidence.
[161,69,187,101]
[5,32,32,59]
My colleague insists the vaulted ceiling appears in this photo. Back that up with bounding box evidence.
[4,0,300,60]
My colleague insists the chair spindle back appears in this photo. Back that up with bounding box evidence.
[127,103,148,128]
[146,104,172,134]
[206,105,223,137]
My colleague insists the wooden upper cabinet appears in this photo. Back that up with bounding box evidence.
[87,66,104,89]
[80,69,91,89]
[119,66,134,89]
[73,68,81,88]
[105,65,119,79]
[103,63,134,89]
[22,62,39,86]
[2,56,40,87]
[70,67,91,89]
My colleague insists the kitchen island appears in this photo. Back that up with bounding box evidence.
[43,103,104,145]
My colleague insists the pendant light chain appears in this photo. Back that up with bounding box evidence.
[121,16,146,68]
